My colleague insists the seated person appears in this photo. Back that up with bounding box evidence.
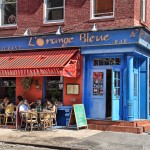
[0,97,13,113]
[17,95,24,107]
[19,99,30,113]
[44,99,56,113]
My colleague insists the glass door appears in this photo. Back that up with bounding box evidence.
[112,69,121,120]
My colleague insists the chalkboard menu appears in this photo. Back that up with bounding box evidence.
[68,104,88,129]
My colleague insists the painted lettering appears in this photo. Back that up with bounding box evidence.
[49,37,74,47]
[28,37,35,46]
[80,33,111,43]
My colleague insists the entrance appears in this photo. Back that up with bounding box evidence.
[106,69,112,118]
[90,68,121,120]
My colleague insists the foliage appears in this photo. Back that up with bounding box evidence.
[21,77,33,91]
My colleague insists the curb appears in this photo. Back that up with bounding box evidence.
[0,140,87,150]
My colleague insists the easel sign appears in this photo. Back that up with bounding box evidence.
[68,104,88,129]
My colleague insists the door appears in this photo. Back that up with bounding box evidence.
[112,69,121,120]
[91,69,106,119]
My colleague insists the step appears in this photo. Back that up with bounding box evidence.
[88,124,144,134]
[136,120,150,127]
[87,120,136,127]
[138,123,150,132]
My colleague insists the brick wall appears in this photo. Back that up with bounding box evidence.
[0,0,149,37]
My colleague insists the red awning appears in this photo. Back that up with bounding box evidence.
[0,49,79,77]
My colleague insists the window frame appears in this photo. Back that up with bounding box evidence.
[0,0,17,27]
[91,0,115,20]
[44,0,65,24]
[140,0,146,22]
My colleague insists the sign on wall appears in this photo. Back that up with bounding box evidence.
[0,28,141,51]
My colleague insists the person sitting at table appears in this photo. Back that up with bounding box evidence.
[19,99,31,113]
[44,99,57,125]
[0,97,13,113]
[44,99,56,113]
[17,95,24,107]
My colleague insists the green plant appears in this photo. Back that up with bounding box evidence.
[33,79,41,90]
[21,77,33,91]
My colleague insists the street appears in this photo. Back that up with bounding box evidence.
[0,128,150,150]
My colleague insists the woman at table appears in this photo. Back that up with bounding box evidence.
[44,99,56,113]
[0,97,12,113]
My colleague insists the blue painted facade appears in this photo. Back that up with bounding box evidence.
[81,27,150,121]
[0,27,150,122]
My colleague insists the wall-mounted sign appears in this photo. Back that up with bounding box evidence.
[0,28,142,51]
[67,84,79,95]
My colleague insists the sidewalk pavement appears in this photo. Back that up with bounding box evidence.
[0,127,150,150]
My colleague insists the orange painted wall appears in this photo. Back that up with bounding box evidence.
[63,56,83,106]
[16,76,43,104]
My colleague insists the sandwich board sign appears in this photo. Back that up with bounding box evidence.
[68,104,88,129]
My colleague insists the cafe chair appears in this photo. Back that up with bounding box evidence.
[4,104,15,125]
[20,112,26,127]
[25,111,38,131]
[39,112,53,130]
[0,113,5,125]
[52,106,57,126]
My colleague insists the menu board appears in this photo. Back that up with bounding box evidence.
[68,104,87,129]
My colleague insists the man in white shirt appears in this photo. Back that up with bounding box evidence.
[19,100,30,112]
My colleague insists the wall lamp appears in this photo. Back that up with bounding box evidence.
[91,23,97,32]
[23,28,32,36]
[56,26,63,35]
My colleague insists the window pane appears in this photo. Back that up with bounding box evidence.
[115,58,120,65]
[94,0,113,17]
[47,0,63,8]
[2,0,16,3]
[47,8,63,20]
[99,58,103,65]
[94,58,98,66]
[2,2,16,25]
[104,58,109,65]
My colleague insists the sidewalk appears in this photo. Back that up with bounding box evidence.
[0,128,150,150]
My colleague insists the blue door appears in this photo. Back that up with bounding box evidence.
[112,69,121,120]
[90,69,106,119]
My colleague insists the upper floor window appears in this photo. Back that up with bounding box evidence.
[44,0,64,23]
[0,0,17,26]
[140,0,146,22]
[91,0,114,19]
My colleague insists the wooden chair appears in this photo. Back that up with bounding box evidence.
[4,104,15,125]
[39,112,53,130]
[25,111,38,131]
[52,106,57,126]
[20,111,26,127]
[0,113,5,124]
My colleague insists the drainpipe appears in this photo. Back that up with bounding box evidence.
[127,56,134,121]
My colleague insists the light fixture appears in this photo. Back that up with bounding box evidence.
[56,26,63,35]
[91,23,97,32]
[23,28,32,36]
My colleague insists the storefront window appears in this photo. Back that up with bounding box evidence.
[0,77,16,104]
[93,72,103,95]
[46,76,63,103]
[93,58,121,66]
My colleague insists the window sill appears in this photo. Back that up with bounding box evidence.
[42,22,65,27]
[89,17,115,23]
[0,25,17,30]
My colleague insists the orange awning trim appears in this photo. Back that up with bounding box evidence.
[0,49,79,77]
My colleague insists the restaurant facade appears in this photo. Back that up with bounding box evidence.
[0,26,150,124]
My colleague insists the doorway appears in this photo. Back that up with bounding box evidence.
[106,69,112,119]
